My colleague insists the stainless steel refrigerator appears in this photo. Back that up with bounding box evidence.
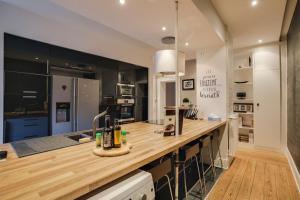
[51,75,99,135]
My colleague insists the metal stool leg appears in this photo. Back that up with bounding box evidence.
[165,175,174,200]
[200,150,207,194]
[194,155,204,196]
[208,142,217,179]
[183,162,188,199]
[216,131,223,169]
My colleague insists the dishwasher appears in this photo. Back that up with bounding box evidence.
[80,170,155,200]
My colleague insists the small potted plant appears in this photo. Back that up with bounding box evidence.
[182,98,190,107]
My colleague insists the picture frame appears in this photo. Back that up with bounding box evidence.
[182,79,194,90]
[233,103,253,113]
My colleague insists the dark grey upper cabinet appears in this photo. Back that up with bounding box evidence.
[100,59,118,101]
[118,62,136,84]
[4,33,49,75]
[49,45,97,79]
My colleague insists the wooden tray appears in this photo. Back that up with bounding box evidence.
[93,143,132,157]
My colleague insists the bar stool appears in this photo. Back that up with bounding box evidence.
[148,159,174,200]
[199,135,216,182]
[210,130,223,170]
[199,130,223,182]
[178,142,204,199]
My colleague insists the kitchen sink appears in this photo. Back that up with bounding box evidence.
[66,128,104,143]
[67,134,91,142]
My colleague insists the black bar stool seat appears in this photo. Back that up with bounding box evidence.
[148,159,174,200]
[178,142,204,199]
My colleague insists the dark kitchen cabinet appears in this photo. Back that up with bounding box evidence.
[4,33,49,75]
[4,72,49,115]
[135,67,148,121]
[4,34,50,120]
[49,46,96,79]
[118,62,136,84]
[4,117,48,142]
[100,60,118,102]
[3,33,149,140]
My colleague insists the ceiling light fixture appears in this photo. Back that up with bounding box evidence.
[185,42,189,46]
[162,26,167,31]
[251,0,258,7]
[258,39,263,43]
[119,0,125,5]
[34,57,39,60]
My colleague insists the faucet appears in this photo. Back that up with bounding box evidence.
[92,107,109,139]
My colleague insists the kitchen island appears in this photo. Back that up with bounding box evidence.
[0,119,226,200]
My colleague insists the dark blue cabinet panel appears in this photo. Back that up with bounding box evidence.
[5,117,48,142]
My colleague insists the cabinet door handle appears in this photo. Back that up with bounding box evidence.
[257,103,260,107]
[24,118,38,121]
[23,135,38,139]
[24,124,38,127]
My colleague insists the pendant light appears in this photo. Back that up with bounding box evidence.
[154,49,185,76]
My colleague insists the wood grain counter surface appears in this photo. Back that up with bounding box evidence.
[0,119,226,200]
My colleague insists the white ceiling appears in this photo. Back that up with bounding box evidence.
[211,0,287,48]
[48,0,223,58]
[1,0,288,54]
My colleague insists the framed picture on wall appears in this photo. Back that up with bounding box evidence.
[182,79,194,90]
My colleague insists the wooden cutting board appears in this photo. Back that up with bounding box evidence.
[93,143,132,157]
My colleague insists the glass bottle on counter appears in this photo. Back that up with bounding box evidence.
[114,119,121,148]
[95,132,102,148]
[121,130,127,145]
[103,115,113,150]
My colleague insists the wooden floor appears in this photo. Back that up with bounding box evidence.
[207,148,300,200]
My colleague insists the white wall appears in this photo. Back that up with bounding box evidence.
[0,2,156,143]
[181,59,197,105]
[281,40,288,150]
[232,42,286,150]
[196,46,228,119]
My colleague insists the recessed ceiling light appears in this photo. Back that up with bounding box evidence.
[251,0,258,7]
[34,57,39,60]
[119,0,125,5]
[162,26,166,31]
[258,39,263,43]
[185,42,189,46]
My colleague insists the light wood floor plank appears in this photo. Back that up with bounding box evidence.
[264,164,278,200]
[276,166,293,200]
[222,159,248,200]
[284,165,300,200]
[207,158,241,200]
[250,162,265,200]
[208,148,300,200]
[236,159,256,200]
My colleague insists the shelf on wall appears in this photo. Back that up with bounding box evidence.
[239,126,254,130]
[233,82,253,85]
[233,98,253,103]
[235,112,254,115]
[234,66,253,71]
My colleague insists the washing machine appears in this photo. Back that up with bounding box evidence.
[85,170,155,200]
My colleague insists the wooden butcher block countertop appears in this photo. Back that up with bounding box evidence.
[0,119,226,200]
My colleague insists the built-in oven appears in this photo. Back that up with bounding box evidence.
[116,83,135,98]
[116,99,135,123]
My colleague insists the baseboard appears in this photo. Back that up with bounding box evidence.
[285,147,300,192]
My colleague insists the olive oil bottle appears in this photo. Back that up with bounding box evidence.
[114,119,121,148]
[103,115,113,150]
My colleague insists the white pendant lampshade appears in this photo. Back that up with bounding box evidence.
[154,49,185,76]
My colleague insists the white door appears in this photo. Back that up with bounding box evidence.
[76,78,99,131]
[254,68,281,149]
